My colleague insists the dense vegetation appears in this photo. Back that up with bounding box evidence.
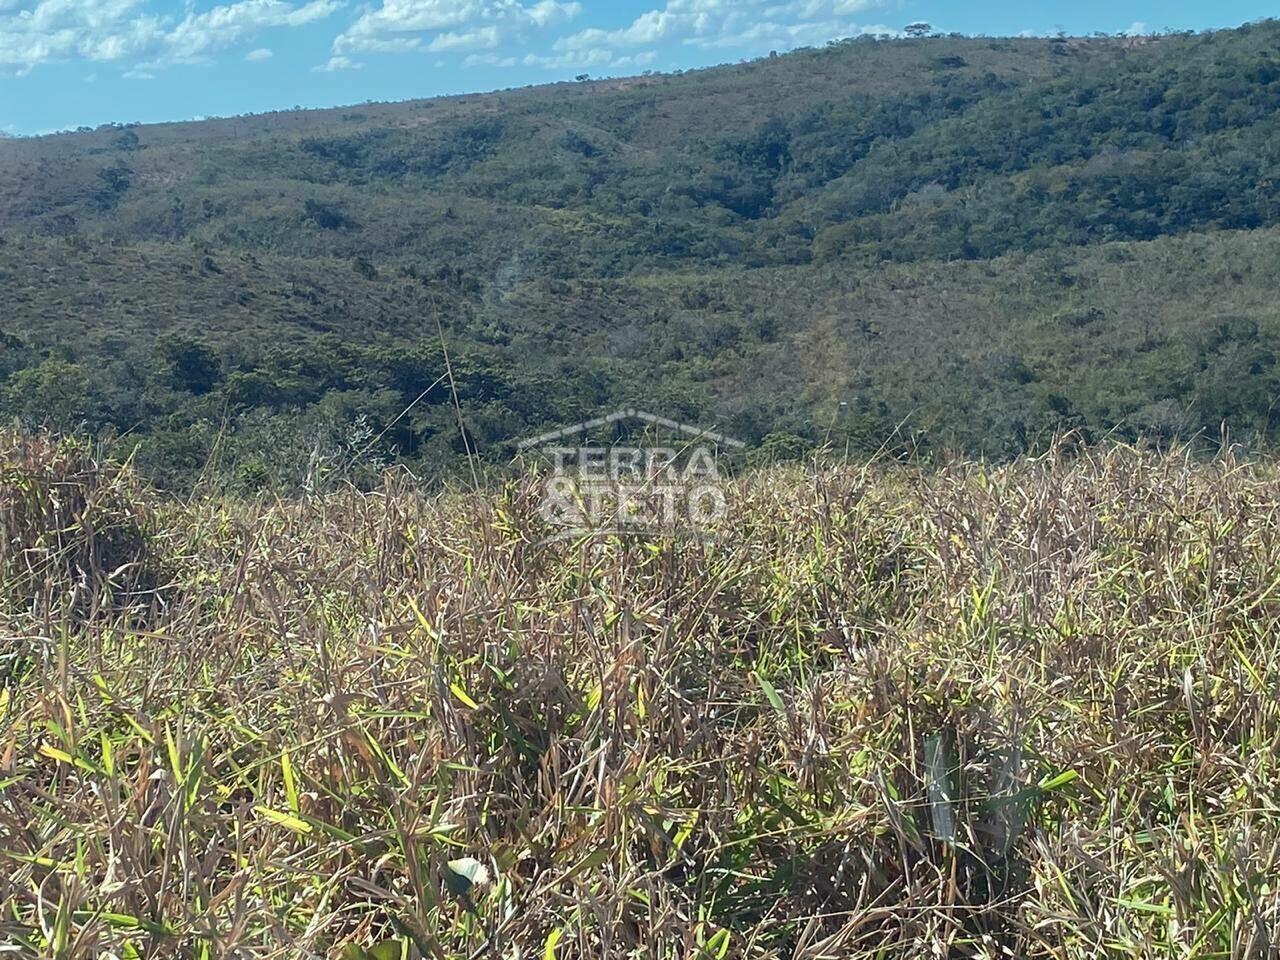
[7,23,1280,959]
[3,22,1280,483]
[2,432,1279,956]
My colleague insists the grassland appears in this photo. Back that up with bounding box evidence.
[2,430,1278,957]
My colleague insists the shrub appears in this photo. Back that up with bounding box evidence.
[0,429,163,613]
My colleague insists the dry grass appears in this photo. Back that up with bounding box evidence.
[2,433,1279,958]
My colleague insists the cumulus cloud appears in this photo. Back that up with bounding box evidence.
[333,0,580,56]
[428,26,501,51]
[551,0,889,59]
[463,50,515,66]
[552,10,672,51]
[522,46,656,69]
[329,0,889,72]
[0,0,341,74]
[245,46,274,60]
[314,53,360,70]
[698,15,892,50]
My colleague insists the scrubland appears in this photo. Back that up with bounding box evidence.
[1,431,1278,957]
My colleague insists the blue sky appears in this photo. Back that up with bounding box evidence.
[1,1,1274,136]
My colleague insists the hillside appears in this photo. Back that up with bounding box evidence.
[3,21,1280,483]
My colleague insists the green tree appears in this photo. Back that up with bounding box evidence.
[157,334,222,395]
[2,358,92,427]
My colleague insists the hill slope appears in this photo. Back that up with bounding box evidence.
[2,21,1280,484]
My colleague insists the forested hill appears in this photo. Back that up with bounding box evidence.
[3,20,1280,486]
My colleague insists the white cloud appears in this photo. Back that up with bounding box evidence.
[521,45,656,69]
[333,0,579,56]
[527,0,575,26]
[552,10,673,51]
[0,0,342,74]
[0,0,911,101]
[698,16,892,50]
[551,0,887,60]
[331,0,888,71]
[342,35,423,52]
[159,0,343,63]
[463,50,515,66]
[314,53,360,70]
[428,25,500,51]
[1124,21,1148,36]
[615,49,656,66]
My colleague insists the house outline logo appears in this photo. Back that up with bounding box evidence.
[516,408,746,451]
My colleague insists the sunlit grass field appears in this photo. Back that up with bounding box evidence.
[1,431,1278,957]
